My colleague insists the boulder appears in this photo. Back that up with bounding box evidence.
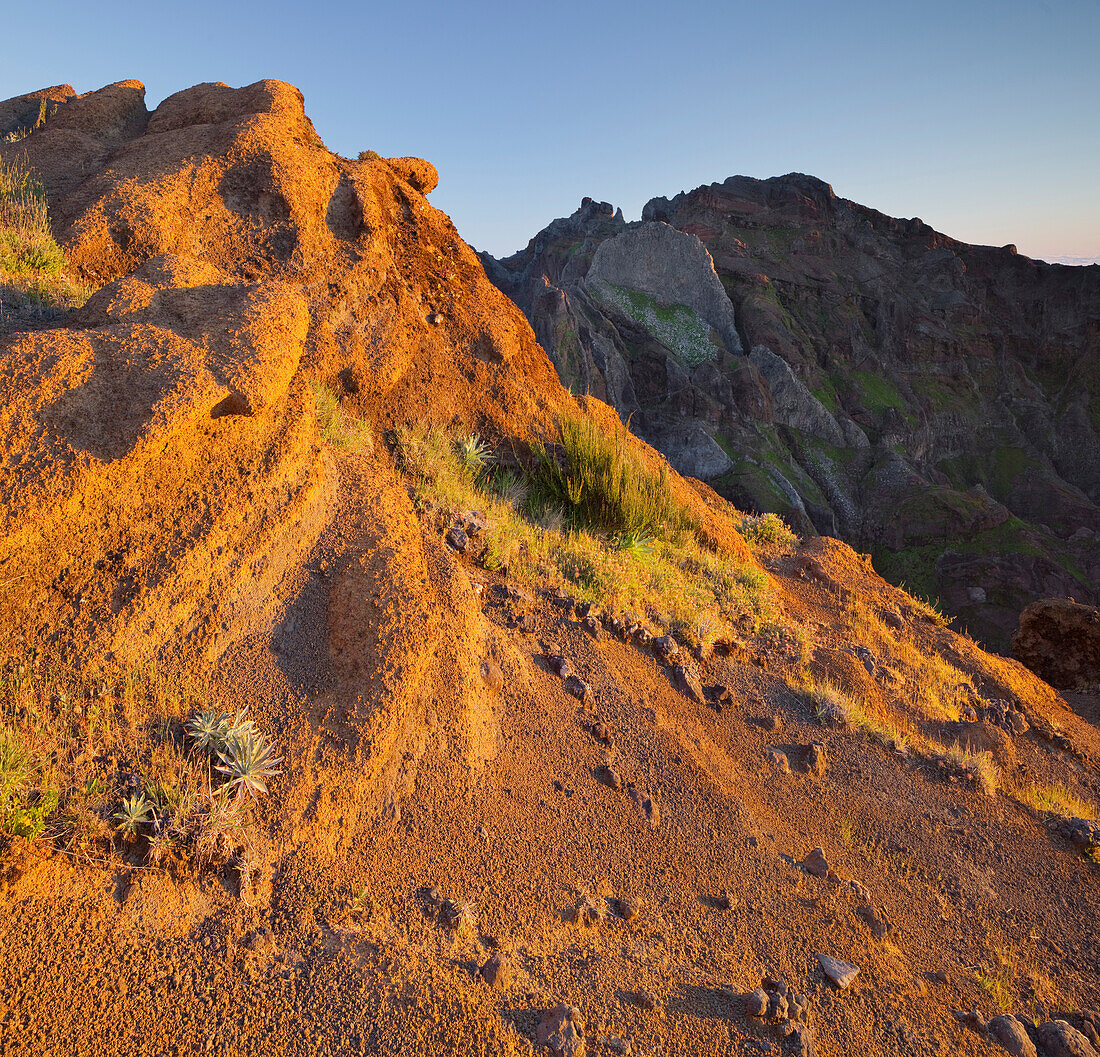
[1013,598,1100,690]
[1038,1021,1098,1057]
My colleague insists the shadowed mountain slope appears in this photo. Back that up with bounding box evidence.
[483,179,1100,650]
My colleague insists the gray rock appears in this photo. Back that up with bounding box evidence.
[749,345,847,447]
[987,1014,1037,1057]
[791,1022,818,1057]
[818,954,859,989]
[743,987,769,1017]
[563,674,592,703]
[1039,1021,1099,1057]
[653,635,680,663]
[855,904,890,938]
[1058,818,1100,847]
[804,742,827,776]
[586,221,742,356]
[672,664,705,703]
[479,952,511,990]
[445,526,469,552]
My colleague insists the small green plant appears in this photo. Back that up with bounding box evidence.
[739,512,797,548]
[456,434,493,477]
[358,149,382,162]
[215,728,283,800]
[615,529,656,557]
[186,709,235,753]
[113,792,155,838]
[309,381,373,453]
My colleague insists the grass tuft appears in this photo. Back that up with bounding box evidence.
[310,380,374,453]
[532,412,695,541]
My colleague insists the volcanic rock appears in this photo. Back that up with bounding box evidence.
[1013,598,1100,690]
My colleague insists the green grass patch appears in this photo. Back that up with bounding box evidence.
[0,154,91,328]
[851,369,908,417]
[310,380,374,453]
[594,282,719,368]
[395,420,776,647]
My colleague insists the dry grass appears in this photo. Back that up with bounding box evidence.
[1009,779,1097,821]
[394,422,776,646]
[795,670,1000,795]
[0,154,91,331]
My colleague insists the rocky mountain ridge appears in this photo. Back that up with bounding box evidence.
[3,80,1100,1057]
[483,177,1100,650]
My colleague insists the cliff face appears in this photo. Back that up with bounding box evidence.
[484,176,1100,649]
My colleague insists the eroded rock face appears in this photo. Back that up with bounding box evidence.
[1013,598,1100,689]
[486,176,1100,650]
[0,79,568,664]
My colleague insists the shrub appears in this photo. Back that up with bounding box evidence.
[533,412,693,540]
[739,512,797,548]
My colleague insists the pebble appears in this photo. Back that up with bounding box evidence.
[599,765,623,791]
[445,526,469,552]
[804,742,827,776]
[767,748,791,774]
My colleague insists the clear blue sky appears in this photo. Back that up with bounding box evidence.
[4,0,1098,262]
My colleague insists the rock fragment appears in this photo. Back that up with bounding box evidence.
[767,748,790,773]
[804,741,826,776]
[801,847,829,878]
[445,526,469,552]
[987,1014,1037,1057]
[479,952,511,990]
[672,664,704,703]
[563,674,592,703]
[818,954,858,989]
[536,1005,586,1057]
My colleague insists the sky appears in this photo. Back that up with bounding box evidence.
[3,0,1098,262]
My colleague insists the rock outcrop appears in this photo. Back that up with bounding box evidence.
[484,176,1100,649]
[1013,598,1100,690]
[0,78,567,664]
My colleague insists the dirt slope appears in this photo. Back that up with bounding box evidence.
[1,80,1099,1057]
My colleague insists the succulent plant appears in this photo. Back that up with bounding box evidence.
[113,792,154,837]
[187,708,255,754]
[456,434,493,476]
[215,729,283,800]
